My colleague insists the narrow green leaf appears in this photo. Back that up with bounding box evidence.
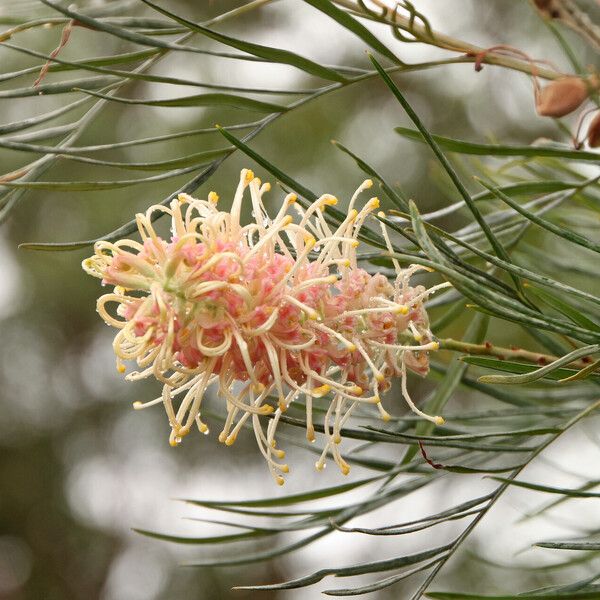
[139,0,347,83]
[134,527,273,545]
[303,0,402,65]
[183,475,380,508]
[461,356,599,382]
[477,345,600,385]
[323,558,442,596]
[489,478,600,498]
[60,148,231,171]
[535,541,600,550]
[2,164,202,191]
[2,42,319,95]
[0,48,158,83]
[234,543,453,590]
[373,426,559,441]
[216,126,386,248]
[0,95,94,135]
[396,127,600,162]
[393,248,599,344]
[371,55,521,294]
[1,122,259,154]
[476,177,600,255]
[39,0,267,61]
[335,508,483,536]
[18,117,277,251]
[216,126,318,200]
[421,220,600,309]
[366,428,537,452]
[332,139,408,211]
[524,284,600,333]
[0,76,120,98]
[0,135,232,170]
[344,493,493,534]
[559,358,600,383]
[78,88,288,113]
[6,123,78,143]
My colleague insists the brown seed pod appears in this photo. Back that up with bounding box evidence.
[587,112,600,147]
[535,76,589,117]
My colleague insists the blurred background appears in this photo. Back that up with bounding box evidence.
[1,1,599,598]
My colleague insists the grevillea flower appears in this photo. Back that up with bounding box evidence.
[83,169,450,483]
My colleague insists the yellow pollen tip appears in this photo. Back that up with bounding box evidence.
[287,193,297,204]
[312,384,331,397]
[263,182,271,191]
[424,266,435,272]
[262,405,275,415]
[351,385,363,396]
[177,193,187,204]
[326,275,338,283]
[252,382,265,393]
[282,215,293,226]
[348,343,357,352]
[305,237,316,249]
[342,259,351,267]
[169,438,179,447]
[322,196,338,206]
[413,333,423,342]
[432,341,440,350]
[340,464,350,476]
[375,372,385,383]
[244,169,254,183]
[281,464,290,473]
[315,461,325,471]
[364,179,373,188]
[254,177,262,186]
[349,209,358,221]
[225,434,237,446]
[276,476,285,486]
[133,401,143,410]
[334,434,341,444]
[377,211,386,218]
[382,412,392,422]
[198,422,209,434]
[274,449,285,459]
[434,416,445,426]
[396,305,409,315]
[208,191,219,203]
[117,364,126,374]
[279,400,287,412]
[351,240,360,248]
[218,432,227,443]
[369,197,380,209]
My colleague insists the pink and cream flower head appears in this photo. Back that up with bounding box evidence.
[83,169,449,484]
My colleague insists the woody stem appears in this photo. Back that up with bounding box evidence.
[438,337,598,371]
[334,0,564,81]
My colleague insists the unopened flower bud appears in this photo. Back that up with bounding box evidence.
[587,111,600,147]
[536,77,589,117]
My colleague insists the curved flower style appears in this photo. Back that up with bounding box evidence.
[83,169,449,483]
